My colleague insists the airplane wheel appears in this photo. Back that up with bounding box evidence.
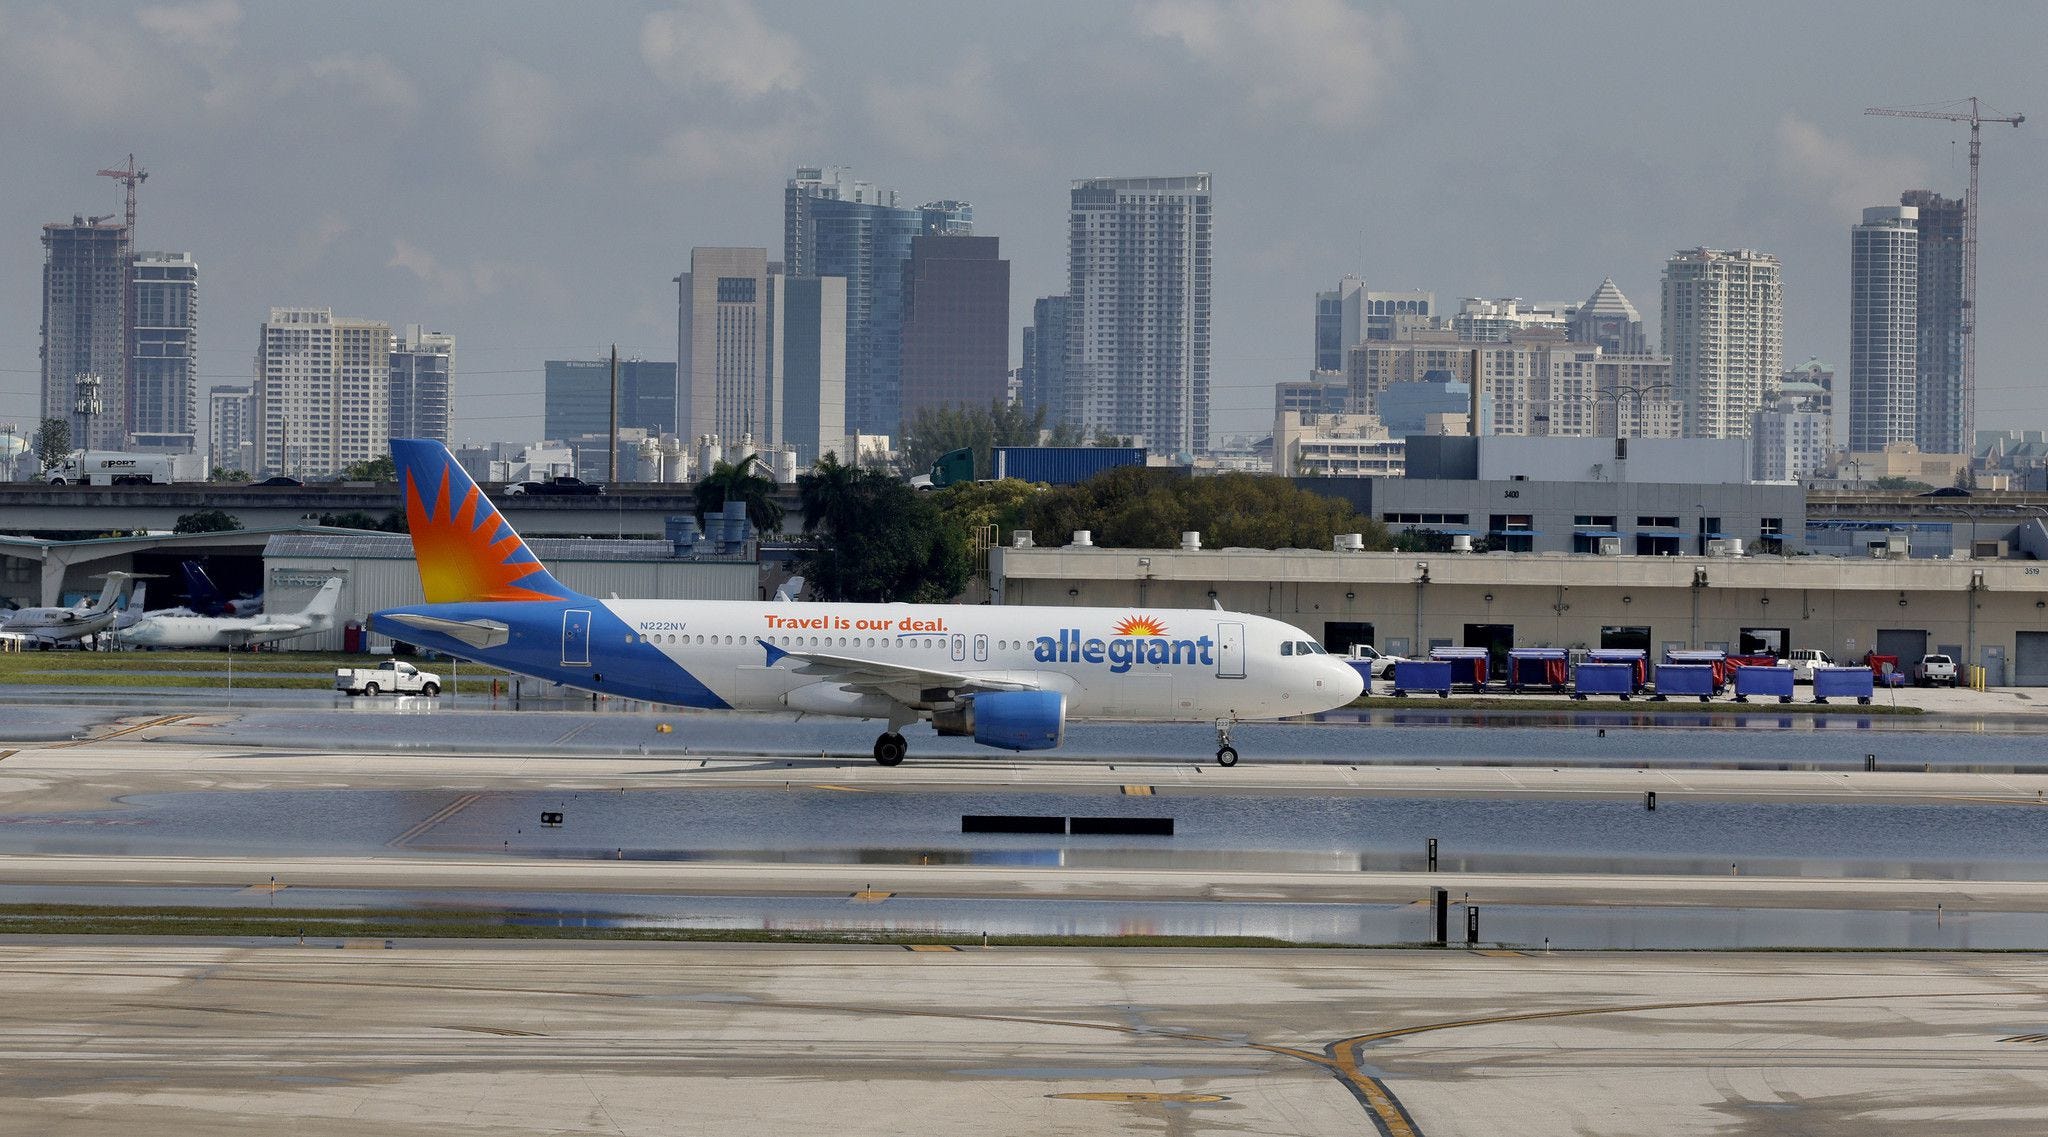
[874,732,906,767]
[363,683,380,696]
[1216,746,1238,767]
[421,683,440,697]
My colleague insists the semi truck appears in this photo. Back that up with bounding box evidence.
[46,451,176,486]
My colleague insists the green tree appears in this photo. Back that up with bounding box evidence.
[342,454,397,482]
[1020,466,1389,550]
[793,455,968,602]
[173,508,243,534]
[693,452,784,533]
[32,418,70,469]
[1045,420,1086,447]
[210,466,250,483]
[931,478,1040,545]
[898,399,1047,476]
[1872,476,1935,493]
[1390,528,1457,554]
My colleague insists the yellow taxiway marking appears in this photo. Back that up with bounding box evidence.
[815,784,870,793]
[1049,1092,1226,1104]
[0,749,14,762]
[851,891,893,903]
[55,714,192,748]
[1476,949,1525,958]
[1120,784,1153,796]
[239,883,288,896]
[2002,1033,2048,1043]
[446,1025,546,1037]
[904,944,960,952]
[387,793,482,847]
[342,939,390,950]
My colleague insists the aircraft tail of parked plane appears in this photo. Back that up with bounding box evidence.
[372,440,1362,765]
[180,561,259,616]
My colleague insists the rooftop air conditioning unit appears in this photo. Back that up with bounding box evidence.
[1596,537,1622,556]
[1012,530,1034,549]
[1450,534,1474,553]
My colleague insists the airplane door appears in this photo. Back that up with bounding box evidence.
[562,609,592,666]
[951,633,966,662]
[1216,622,1246,679]
[973,633,988,662]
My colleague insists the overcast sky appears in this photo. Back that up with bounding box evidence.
[3,0,2045,447]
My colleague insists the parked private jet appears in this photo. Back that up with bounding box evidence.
[117,577,341,650]
[0,573,136,648]
[371,440,1363,765]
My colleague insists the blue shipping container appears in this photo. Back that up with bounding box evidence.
[993,447,1147,485]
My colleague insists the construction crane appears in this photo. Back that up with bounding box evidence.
[1865,98,2023,447]
[96,154,147,233]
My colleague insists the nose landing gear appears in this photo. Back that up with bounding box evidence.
[1214,717,1239,767]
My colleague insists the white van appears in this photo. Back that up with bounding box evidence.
[1784,648,1834,684]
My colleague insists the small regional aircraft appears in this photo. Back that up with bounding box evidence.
[371,440,1363,765]
[116,577,341,650]
[0,573,136,648]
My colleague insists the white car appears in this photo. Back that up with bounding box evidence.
[1349,644,1404,679]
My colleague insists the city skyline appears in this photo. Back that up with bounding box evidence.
[1,2,2043,449]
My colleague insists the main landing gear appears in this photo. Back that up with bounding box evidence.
[873,731,907,767]
[1214,717,1239,767]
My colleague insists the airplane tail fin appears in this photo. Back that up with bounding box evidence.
[300,577,345,622]
[391,439,578,604]
[88,572,133,615]
[180,561,224,615]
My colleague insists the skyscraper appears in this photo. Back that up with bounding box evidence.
[767,273,847,465]
[899,235,1009,426]
[253,307,391,478]
[1066,173,1213,456]
[128,251,199,440]
[542,359,676,444]
[784,167,971,439]
[1314,276,1367,371]
[208,384,253,474]
[39,216,130,450]
[1848,206,1920,452]
[677,247,772,445]
[1660,247,1783,439]
[389,325,455,444]
[1568,278,1648,355]
[1021,295,1071,424]
[1901,190,1966,453]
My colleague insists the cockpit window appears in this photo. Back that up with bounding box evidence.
[1281,642,1295,656]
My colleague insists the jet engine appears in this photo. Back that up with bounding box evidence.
[932,690,1066,751]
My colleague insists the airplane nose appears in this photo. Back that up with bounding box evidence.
[1331,659,1365,704]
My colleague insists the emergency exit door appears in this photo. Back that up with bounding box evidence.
[561,609,591,666]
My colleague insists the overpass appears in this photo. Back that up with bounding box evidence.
[0,482,807,539]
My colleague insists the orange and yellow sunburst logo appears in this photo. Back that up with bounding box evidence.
[1114,615,1169,637]
[404,462,566,604]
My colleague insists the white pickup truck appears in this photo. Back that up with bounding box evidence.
[335,659,442,696]
[1913,654,1959,687]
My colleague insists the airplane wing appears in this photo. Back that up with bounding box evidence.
[755,638,1038,705]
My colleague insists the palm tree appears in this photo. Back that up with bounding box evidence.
[796,452,863,534]
[692,452,783,534]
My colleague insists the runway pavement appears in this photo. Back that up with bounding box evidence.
[1,940,2043,1137]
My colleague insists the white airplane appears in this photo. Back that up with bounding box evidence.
[0,573,136,648]
[371,440,1364,766]
[116,578,342,650]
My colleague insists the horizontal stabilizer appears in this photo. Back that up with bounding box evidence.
[378,612,510,650]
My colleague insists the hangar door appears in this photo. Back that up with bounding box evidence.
[1875,628,1927,663]
[2014,632,2048,686]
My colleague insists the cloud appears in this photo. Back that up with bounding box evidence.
[1774,115,1932,218]
[387,239,552,307]
[463,56,569,175]
[641,0,805,100]
[299,53,420,117]
[1136,0,1405,127]
[0,7,179,123]
[136,0,242,57]
[285,213,353,276]
[639,119,812,184]
[861,51,1018,162]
